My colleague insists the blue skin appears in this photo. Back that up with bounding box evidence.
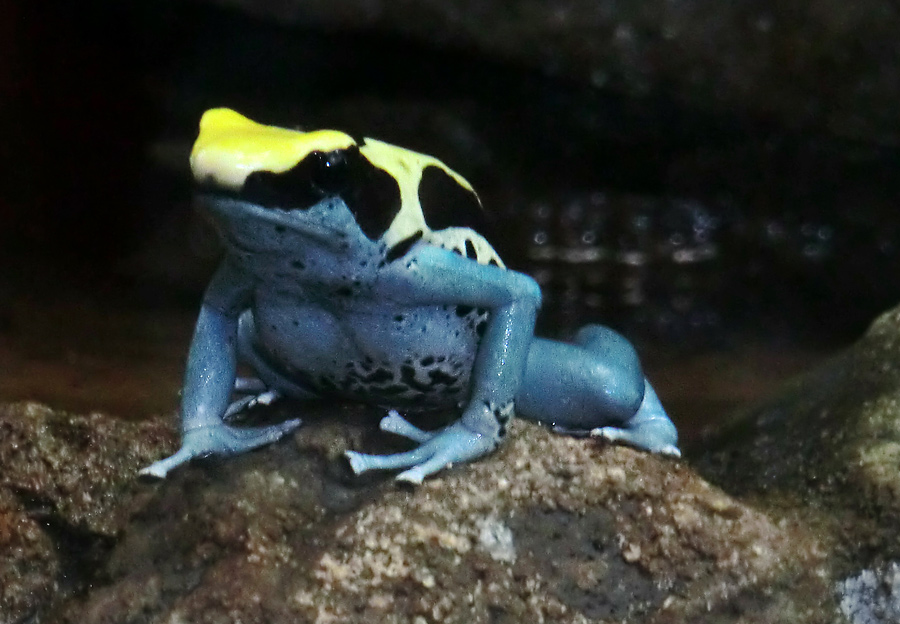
[141,195,679,483]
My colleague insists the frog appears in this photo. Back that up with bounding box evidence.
[140,108,679,484]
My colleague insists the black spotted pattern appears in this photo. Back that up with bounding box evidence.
[304,352,471,409]
[288,307,490,409]
[492,400,514,438]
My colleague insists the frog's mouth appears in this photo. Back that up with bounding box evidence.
[196,191,347,251]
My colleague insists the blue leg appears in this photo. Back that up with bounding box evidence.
[223,311,323,418]
[140,304,305,479]
[345,246,540,483]
[516,325,679,456]
[377,410,435,444]
[233,311,321,400]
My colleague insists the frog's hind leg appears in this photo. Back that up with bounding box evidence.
[234,311,320,396]
[222,312,321,420]
[517,325,680,457]
[573,326,679,456]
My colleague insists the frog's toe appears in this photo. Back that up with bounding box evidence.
[141,419,302,480]
[344,446,448,484]
[346,422,496,482]
[221,418,301,453]
[254,390,280,406]
[139,446,196,480]
[223,390,282,420]
[224,395,255,419]
[379,410,435,444]
[344,447,426,476]
[658,444,681,458]
[233,377,267,393]
[394,452,457,485]
[590,424,680,457]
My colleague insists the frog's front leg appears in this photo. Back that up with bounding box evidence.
[140,265,302,479]
[345,246,541,484]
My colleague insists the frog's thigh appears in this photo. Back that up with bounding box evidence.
[236,311,318,399]
[516,325,644,430]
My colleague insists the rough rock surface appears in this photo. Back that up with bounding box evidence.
[698,305,900,623]
[0,487,58,623]
[9,402,825,624]
[201,0,900,146]
[0,402,177,621]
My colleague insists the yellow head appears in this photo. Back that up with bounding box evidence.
[189,108,503,266]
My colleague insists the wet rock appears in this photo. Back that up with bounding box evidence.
[698,304,900,619]
[37,409,828,624]
[200,0,900,146]
[0,402,177,621]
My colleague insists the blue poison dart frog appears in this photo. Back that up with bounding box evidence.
[140,108,679,484]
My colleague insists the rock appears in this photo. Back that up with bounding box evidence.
[39,407,829,623]
[0,402,177,621]
[698,305,900,527]
[19,367,900,622]
[837,561,900,624]
[0,487,58,622]
[698,304,900,621]
[0,402,177,536]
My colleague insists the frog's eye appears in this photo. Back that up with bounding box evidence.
[238,148,353,210]
[310,150,350,195]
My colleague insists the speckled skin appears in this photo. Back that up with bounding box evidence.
[141,192,678,483]
[214,196,486,411]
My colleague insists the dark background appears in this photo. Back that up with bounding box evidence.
[2,0,899,440]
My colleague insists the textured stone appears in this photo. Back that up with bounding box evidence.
[0,402,176,622]
[699,304,900,620]
[43,410,824,623]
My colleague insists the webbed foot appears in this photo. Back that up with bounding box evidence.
[345,411,495,484]
[139,418,301,479]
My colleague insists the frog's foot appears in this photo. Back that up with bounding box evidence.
[223,388,281,420]
[588,380,680,457]
[591,424,681,457]
[139,418,301,479]
[345,416,496,485]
